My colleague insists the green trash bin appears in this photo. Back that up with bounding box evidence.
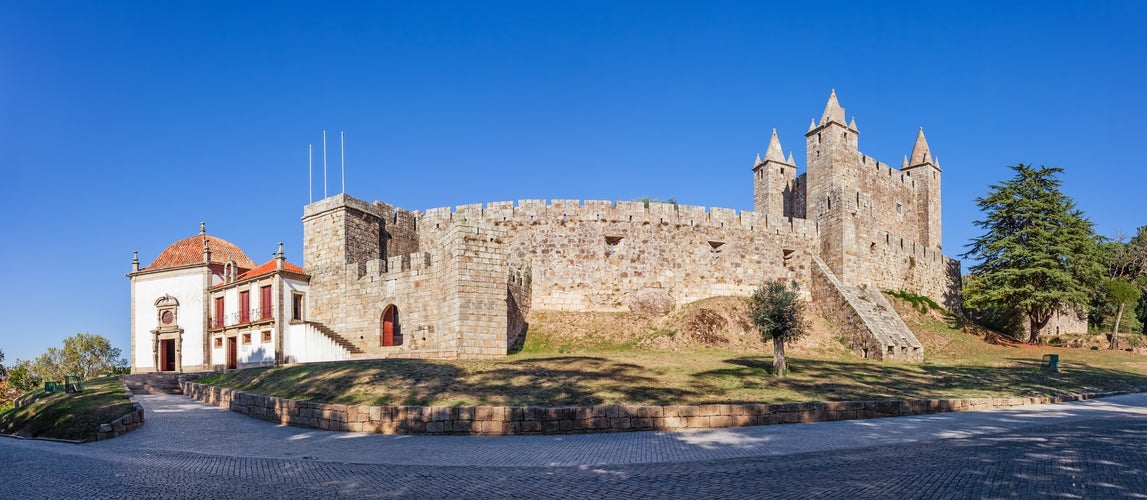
[1041,354,1060,373]
[64,375,84,393]
[43,381,61,393]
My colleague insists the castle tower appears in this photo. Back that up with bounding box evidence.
[902,128,942,252]
[301,194,384,334]
[804,89,861,279]
[752,129,798,217]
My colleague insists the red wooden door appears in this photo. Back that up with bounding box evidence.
[261,286,272,320]
[215,297,225,328]
[227,337,238,369]
[158,339,168,372]
[382,306,395,347]
[239,291,250,323]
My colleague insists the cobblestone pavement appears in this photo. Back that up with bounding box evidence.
[2,394,1146,498]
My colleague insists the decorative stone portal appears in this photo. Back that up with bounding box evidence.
[151,294,183,373]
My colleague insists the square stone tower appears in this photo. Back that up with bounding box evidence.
[804,89,862,281]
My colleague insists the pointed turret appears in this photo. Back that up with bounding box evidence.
[765,129,785,162]
[786,152,795,165]
[902,155,909,168]
[808,118,817,132]
[848,117,858,131]
[909,128,932,166]
[754,153,762,166]
[820,89,846,126]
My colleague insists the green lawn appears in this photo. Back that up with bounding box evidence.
[197,305,1147,407]
[0,376,135,441]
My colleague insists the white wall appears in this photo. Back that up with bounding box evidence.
[131,268,206,370]
[239,328,275,364]
[285,323,348,363]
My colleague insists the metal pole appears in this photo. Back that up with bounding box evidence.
[341,131,345,194]
[323,130,328,198]
[308,144,313,203]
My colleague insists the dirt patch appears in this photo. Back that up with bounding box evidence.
[525,296,846,355]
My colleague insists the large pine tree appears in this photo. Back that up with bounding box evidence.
[962,164,1103,344]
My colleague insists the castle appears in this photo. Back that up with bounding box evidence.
[128,91,962,373]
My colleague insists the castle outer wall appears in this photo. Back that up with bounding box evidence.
[301,91,961,361]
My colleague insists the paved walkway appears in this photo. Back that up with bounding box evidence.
[95,392,1147,466]
[2,392,1146,497]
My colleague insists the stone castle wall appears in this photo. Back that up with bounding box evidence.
[297,92,962,360]
[301,192,958,359]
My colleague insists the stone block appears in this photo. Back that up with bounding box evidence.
[523,406,547,421]
[698,404,724,416]
[475,406,497,421]
[453,407,476,421]
[686,416,710,428]
[709,415,734,427]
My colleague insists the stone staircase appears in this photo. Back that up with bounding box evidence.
[120,373,185,395]
[306,321,365,354]
[810,256,924,362]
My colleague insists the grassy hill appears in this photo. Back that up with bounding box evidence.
[195,295,1147,407]
[0,376,135,441]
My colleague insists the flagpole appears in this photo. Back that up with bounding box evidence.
[322,130,328,198]
[341,131,346,194]
[308,144,313,203]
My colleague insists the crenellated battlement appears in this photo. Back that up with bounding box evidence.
[417,199,820,238]
[857,152,919,191]
[345,252,434,281]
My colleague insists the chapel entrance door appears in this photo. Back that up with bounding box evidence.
[227,337,238,370]
[160,339,176,372]
[382,306,396,347]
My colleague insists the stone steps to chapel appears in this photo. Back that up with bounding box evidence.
[120,374,184,395]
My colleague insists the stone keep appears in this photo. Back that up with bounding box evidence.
[302,91,961,362]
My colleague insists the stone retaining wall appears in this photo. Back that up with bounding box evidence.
[95,402,145,441]
[180,381,1137,436]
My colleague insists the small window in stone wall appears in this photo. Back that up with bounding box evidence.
[262,331,272,343]
[242,333,252,345]
[709,241,725,261]
[895,202,902,215]
[605,236,623,256]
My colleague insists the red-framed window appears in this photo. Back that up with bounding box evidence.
[214,297,224,328]
[239,291,250,323]
[261,286,272,320]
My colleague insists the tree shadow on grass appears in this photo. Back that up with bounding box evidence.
[688,356,1147,404]
[205,356,702,407]
[461,356,700,406]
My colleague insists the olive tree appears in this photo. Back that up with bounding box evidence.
[749,280,808,377]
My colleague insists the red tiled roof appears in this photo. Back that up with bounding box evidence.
[145,234,257,272]
[235,259,308,281]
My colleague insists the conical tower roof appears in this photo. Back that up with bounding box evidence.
[820,89,846,126]
[909,128,931,165]
[765,129,785,162]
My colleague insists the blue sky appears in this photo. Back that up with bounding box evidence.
[2,1,1145,363]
